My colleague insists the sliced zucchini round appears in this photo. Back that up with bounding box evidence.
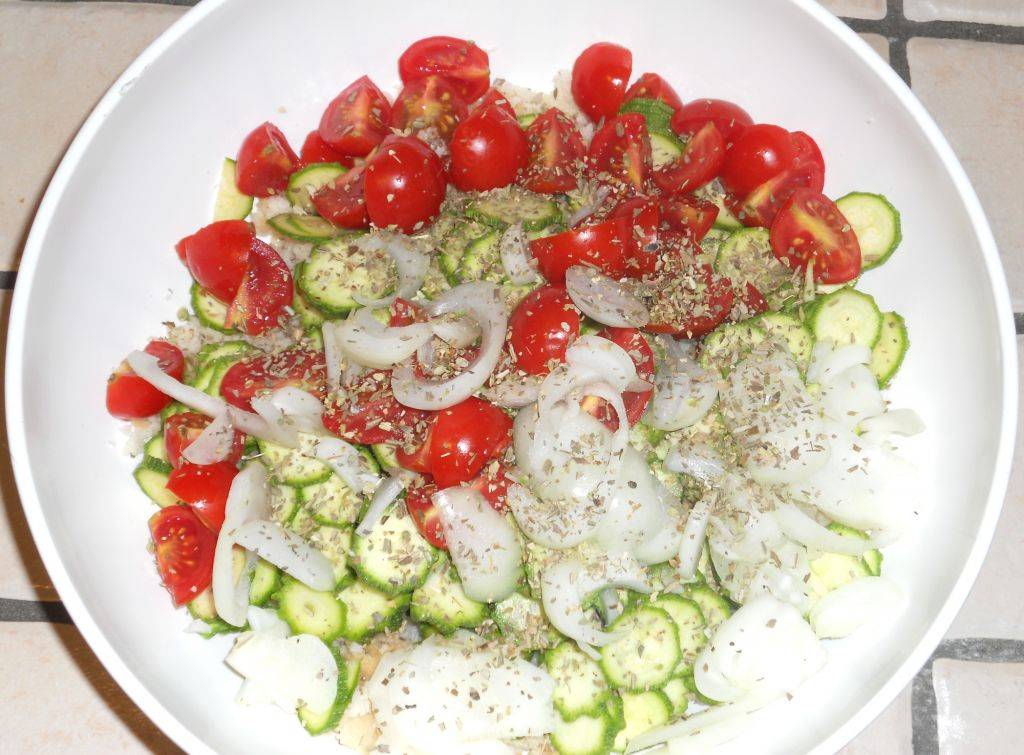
[835,191,901,271]
[274,577,347,642]
[212,157,253,221]
[191,283,236,334]
[286,162,347,212]
[546,641,612,721]
[869,310,908,387]
[297,237,396,315]
[351,501,435,595]
[599,605,680,692]
[809,286,883,348]
[267,212,340,243]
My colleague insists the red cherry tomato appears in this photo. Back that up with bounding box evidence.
[473,87,516,120]
[508,285,581,375]
[235,123,299,198]
[429,397,512,488]
[390,75,468,140]
[529,218,630,285]
[220,349,326,413]
[653,122,725,194]
[466,462,513,513]
[613,196,661,276]
[645,256,735,338]
[298,131,355,168]
[520,108,585,194]
[671,98,752,144]
[149,505,217,606]
[596,327,655,427]
[449,105,528,191]
[389,297,426,327]
[587,113,651,195]
[106,340,185,420]
[720,124,797,197]
[769,189,861,284]
[164,412,245,470]
[405,481,446,548]
[791,131,825,176]
[226,238,293,336]
[738,282,768,318]
[732,158,825,228]
[623,73,683,111]
[399,36,490,103]
[321,369,431,445]
[176,220,252,303]
[311,166,369,230]
[318,76,392,157]
[571,42,632,122]
[165,462,238,534]
[395,423,434,474]
[658,194,719,241]
[364,135,447,234]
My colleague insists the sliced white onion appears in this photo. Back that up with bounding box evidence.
[809,576,903,638]
[819,364,885,430]
[355,474,406,537]
[624,693,772,754]
[430,314,482,348]
[633,502,684,565]
[506,483,603,549]
[392,282,508,409]
[859,408,926,437]
[664,446,727,484]
[246,605,291,639]
[231,519,335,592]
[564,335,640,393]
[310,436,383,496]
[126,350,226,418]
[592,445,675,557]
[214,464,271,626]
[225,633,338,715]
[251,386,326,447]
[351,233,429,309]
[773,503,878,556]
[181,411,235,465]
[647,356,718,432]
[677,494,714,581]
[321,320,345,391]
[565,265,649,328]
[499,222,540,285]
[334,306,434,369]
[482,373,542,408]
[567,184,610,226]
[806,339,872,386]
[434,486,523,602]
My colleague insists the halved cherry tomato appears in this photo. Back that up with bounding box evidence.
[364,135,447,234]
[226,238,293,335]
[106,340,185,420]
[595,327,655,427]
[311,166,370,229]
[235,122,299,198]
[587,113,650,195]
[389,297,426,327]
[298,131,355,168]
[164,412,245,470]
[671,98,752,144]
[220,349,326,412]
[473,87,516,120]
[645,255,735,338]
[149,505,217,605]
[467,462,513,513]
[449,105,528,191]
[395,422,434,474]
[769,188,861,284]
[623,73,682,111]
[318,76,391,157]
[176,220,252,303]
[165,462,238,534]
[520,108,585,194]
[740,282,768,317]
[571,42,632,122]
[399,36,490,103]
[658,194,719,241]
[508,285,581,375]
[429,397,512,488]
[653,122,725,195]
[791,131,825,176]
[390,75,468,140]
[321,369,431,445]
[613,196,661,276]
[720,124,797,197]
[731,158,825,228]
[405,481,445,548]
[529,218,629,285]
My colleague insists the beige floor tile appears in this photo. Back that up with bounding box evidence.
[0,0,187,271]
[859,32,892,62]
[933,658,1024,754]
[817,0,888,19]
[908,38,1024,310]
[0,622,180,753]
[905,0,1024,25]
[838,683,913,755]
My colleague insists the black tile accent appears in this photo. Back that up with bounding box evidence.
[0,598,72,624]
[1016,313,1024,334]
[0,271,15,290]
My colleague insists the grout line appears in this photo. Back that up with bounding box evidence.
[0,271,16,290]
[1016,313,1024,335]
[0,598,72,624]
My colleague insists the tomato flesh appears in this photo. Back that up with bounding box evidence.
[732,158,825,228]
[449,105,528,192]
[623,73,682,111]
[644,253,735,338]
[364,135,447,234]
[509,285,581,375]
[390,75,468,140]
[321,369,431,445]
[571,42,632,122]
[312,166,370,230]
[587,113,650,196]
[530,217,629,285]
[318,76,392,157]
[177,220,252,303]
[149,505,217,606]
[658,194,719,241]
[652,122,725,194]
[399,36,490,103]
[429,397,513,488]
[769,188,861,284]
[226,238,293,336]
[235,122,299,198]
[166,462,238,534]
[164,412,245,470]
[613,197,661,277]
[220,349,326,413]
[106,340,185,420]
[671,98,752,143]
[520,108,585,194]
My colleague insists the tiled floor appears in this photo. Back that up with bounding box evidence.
[0,1,1021,753]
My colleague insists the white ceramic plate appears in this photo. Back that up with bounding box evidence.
[6,0,1017,752]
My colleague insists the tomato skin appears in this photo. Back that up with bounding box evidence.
[671,98,752,143]
[164,412,245,470]
[429,397,513,488]
[473,87,516,120]
[235,122,299,198]
[508,285,581,375]
[390,75,468,140]
[623,73,682,111]
[321,369,431,445]
[226,238,293,335]
[613,196,661,277]
[520,108,585,194]
[149,505,217,606]
[596,327,655,426]
[791,131,825,176]
[449,105,528,191]
[389,297,425,327]
[529,218,629,285]
[395,425,434,474]
[645,260,735,338]
[571,42,632,122]
[165,462,238,534]
[405,481,446,548]
[720,124,797,197]
[298,131,355,168]
[318,76,392,157]
[106,341,185,420]
[769,189,861,284]
[399,36,490,103]
[311,166,370,229]
[466,463,512,513]
[732,158,825,228]
[177,220,252,303]
[740,283,768,317]
[652,122,725,194]
[658,194,719,241]
[587,113,651,195]
[364,135,447,234]
[220,349,326,413]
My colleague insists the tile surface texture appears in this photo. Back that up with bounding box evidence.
[818,0,889,19]
[905,0,1024,25]
[932,658,1024,754]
